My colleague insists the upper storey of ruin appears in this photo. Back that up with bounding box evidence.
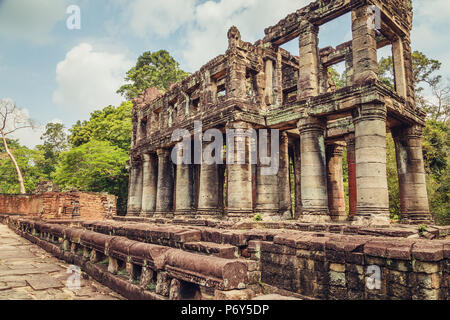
[131,0,421,152]
[263,0,413,44]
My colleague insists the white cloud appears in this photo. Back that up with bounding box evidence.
[413,0,450,24]
[411,0,450,76]
[0,0,69,44]
[123,0,196,38]
[0,100,55,148]
[114,0,308,70]
[52,43,132,121]
[181,0,309,70]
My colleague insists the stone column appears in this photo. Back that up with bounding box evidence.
[298,21,320,99]
[278,131,292,219]
[226,122,253,217]
[226,27,246,101]
[228,63,246,99]
[402,37,416,108]
[255,131,279,218]
[392,38,407,98]
[174,147,194,215]
[297,117,330,222]
[127,159,143,216]
[273,48,283,107]
[345,52,354,87]
[351,5,378,85]
[293,139,302,219]
[198,143,220,216]
[352,104,390,226]
[141,153,157,217]
[203,70,216,108]
[326,143,346,221]
[392,125,431,224]
[264,59,274,107]
[345,133,357,218]
[155,149,174,217]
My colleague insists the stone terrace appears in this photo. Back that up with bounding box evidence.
[3,215,448,300]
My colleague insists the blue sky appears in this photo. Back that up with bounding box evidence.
[0,0,449,147]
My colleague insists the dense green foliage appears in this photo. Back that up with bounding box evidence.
[53,140,129,197]
[422,120,449,224]
[35,122,68,179]
[60,101,133,213]
[0,139,46,193]
[117,50,190,100]
[379,51,449,121]
[69,102,133,150]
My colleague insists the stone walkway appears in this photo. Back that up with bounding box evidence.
[0,224,123,300]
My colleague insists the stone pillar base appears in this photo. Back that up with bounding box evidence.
[141,211,154,218]
[350,211,390,227]
[278,210,293,220]
[127,211,140,217]
[401,213,434,225]
[299,212,331,223]
[329,214,349,222]
[226,209,254,218]
[153,211,174,218]
[196,208,222,216]
[174,209,195,217]
[257,209,285,221]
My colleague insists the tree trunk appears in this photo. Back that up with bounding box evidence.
[1,133,26,194]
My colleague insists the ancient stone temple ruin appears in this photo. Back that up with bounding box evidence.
[128,0,431,226]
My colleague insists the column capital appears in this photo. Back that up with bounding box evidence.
[345,133,355,147]
[345,132,355,140]
[156,148,171,157]
[391,124,423,139]
[297,117,326,133]
[130,156,142,168]
[225,120,253,130]
[326,143,345,157]
[142,152,156,163]
[298,20,319,35]
[352,104,386,125]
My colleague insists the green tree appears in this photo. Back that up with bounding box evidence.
[378,51,449,121]
[386,133,401,220]
[69,101,132,151]
[378,51,442,92]
[329,66,346,90]
[0,99,36,194]
[53,140,129,196]
[412,51,442,92]
[422,120,449,225]
[66,102,133,214]
[378,55,395,89]
[0,139,46,193]
[35,122,68,178]
[117,50,190,100]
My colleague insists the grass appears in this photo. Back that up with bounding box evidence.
[146,283,157,291]
[418,224,428,235]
